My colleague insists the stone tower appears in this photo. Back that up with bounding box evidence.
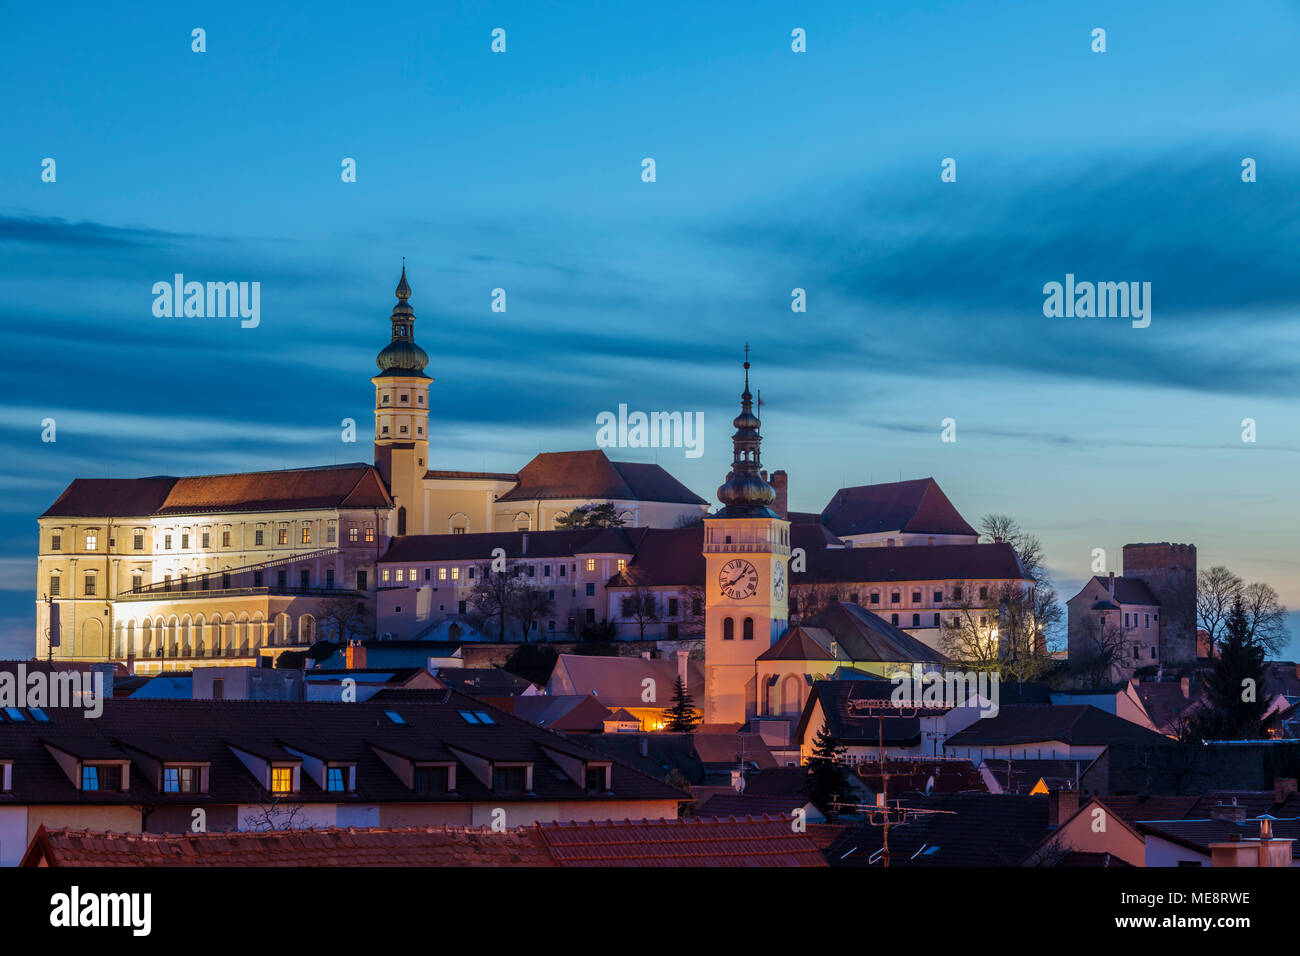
[372,265,431,536]
[1123,542,1197,665]
[702,350,791,724]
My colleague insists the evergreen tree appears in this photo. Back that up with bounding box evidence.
[1196,597,1267,740]
[663,676,700,732]
[801,722,851,816]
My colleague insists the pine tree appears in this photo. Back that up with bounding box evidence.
[801,722,851,816]
[663,676,700,732]
[1196,597,1267,740]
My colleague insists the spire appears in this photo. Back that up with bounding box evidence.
[375,263,429,377]
[715,349,776,516]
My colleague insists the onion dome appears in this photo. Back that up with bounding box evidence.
[376,262,429,377]
[716,347,778,516]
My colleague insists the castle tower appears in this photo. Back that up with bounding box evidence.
[702,350,790,724]
[1123,542,1197,665]
[372,264,431,536]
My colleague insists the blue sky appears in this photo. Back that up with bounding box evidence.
[2,0,1300,657]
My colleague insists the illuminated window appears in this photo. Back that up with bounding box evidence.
[382,569,391,583]
[395,569,404,583]
[278,529,288,545]
[617,559,627,571]
[409,568,416,581]
[365,526,375,543]
[301,527,311,544]
[450,567,459,580]
[438,567,448,581]
[349,527,358,543]
[82,764,120,791]
[270,767,294,793]
[586,559,596,572]
[85,533,98,551]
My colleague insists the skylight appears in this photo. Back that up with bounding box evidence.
[3,708,24,721]
[384,710,405,725]
[29,708,50,722]
[459,711,481,724]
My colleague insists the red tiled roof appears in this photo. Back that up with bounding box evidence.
[795,542,1026,585]
[496,450,706,505]
[424,470,518,481]
[607,527,705,588]
[382,528,632,564]
[24,817,827,867]
[821,478,977,538]
[42,464,392,518]
[536,815,827,867]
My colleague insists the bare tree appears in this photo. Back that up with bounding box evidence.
[1069,616,1129,688]
[620,589,659,640]
[1197,566,1242,644]
[467,564,518,641]
[1241,581,1289,655]
[978,514,1046,582]
[676,586,706,637]
[509,584,554,641]
[315,598,373,645]
[790,582,844,623]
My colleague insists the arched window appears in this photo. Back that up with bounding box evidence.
[743,617,754,641]
[514,512,531,532]
[722,617,735,641]
[396,506,407,535]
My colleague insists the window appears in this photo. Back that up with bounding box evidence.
[326,767,347,792]
[933,613,941,626]
[912,591,922,603]
[49,574,60,597]
[953,586,963,600]
[327,525,336,543]
[617,559,627,572]
[300,570,310,590]
[891,591,900,604]
[668,597,679,616]
[934,590,943,602]
[277,570,287,590]
[222,572,231,589]
[458,600,467,614]
[742,617,754,640]
[270,767,294,793]
[301,527,311,544]
[357,570,367,590]
[222,530,231,547]
[543,564,551,577]
[1124,613,1130,627]
[82,764,120,791]
[349,527,358,543]
[201,531,210,548]
[723,617,735,640]
[253,571,264,587]
[164,766,199,793]
[164,533,172,549]
[451,567,459,581]
[254,529,264,546]
[395,569,404,583]
[414,765,449,793]
[585,559,596,572]
[181,532,190,549]
[467,567,475,579]
[891,613,899,626]
[912,613,920,627]
[134,533,145,550]
[438,567,448,581]
[326,569,335,589]
[84,573,96,597]
[384,710,405,724]
[212,679,224,701]
[493,766,527,792]
[979,587,989,601]
[132,572,143,591]
[365,526,375,543]
[1145,613,1150,628]
[30,707,50,722]
[559,565,566,578]
[585,583,595,597]
[278,529,289,545]
[51,533,62,551]
[693,597,702,615]
[85,532,98,551]
[585,766,608,792]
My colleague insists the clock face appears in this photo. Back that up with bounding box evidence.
[719,559,759,599]
[773,563,785,601]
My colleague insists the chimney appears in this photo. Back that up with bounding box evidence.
[1108,571,1115,600]
[676,649,690,688]
[1210,799,1247,823]
[521,533,528,555]
[345,640,366,670]
[1048,786,1080,827]
[771,470,789,520]
[1274,778,1298,804]
[1180,676,1190,699]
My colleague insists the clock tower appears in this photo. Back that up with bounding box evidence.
[702,351,790,724]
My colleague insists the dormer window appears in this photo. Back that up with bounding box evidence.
[82,763,122,791]
[414,764,451,793]
[325,765,354,792]
[163,765,203,793]
[585,765,611,792]
[492,765,529,792]
[270,766,295,793]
